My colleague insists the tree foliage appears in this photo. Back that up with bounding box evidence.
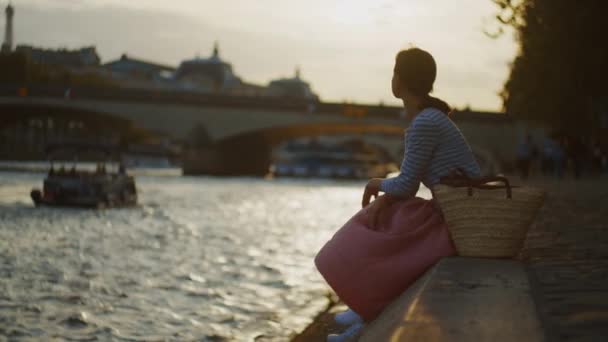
[0,51,118,88]
[492,0,608,133]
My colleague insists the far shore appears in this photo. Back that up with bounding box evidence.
[0,161,182,177]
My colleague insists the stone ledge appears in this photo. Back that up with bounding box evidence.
[356,257,545,342]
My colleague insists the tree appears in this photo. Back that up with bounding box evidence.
[492,0,608,134]
[0,51,118,88]
[0,52,29,83]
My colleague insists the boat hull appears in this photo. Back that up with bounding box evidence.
[31,189,137,209]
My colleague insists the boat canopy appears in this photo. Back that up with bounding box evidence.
[45,142,122,161]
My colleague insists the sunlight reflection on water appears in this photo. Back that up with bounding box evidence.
[0,172,431,341]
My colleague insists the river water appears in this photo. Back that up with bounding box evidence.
[0,172,434,341]
[0,171,430,341]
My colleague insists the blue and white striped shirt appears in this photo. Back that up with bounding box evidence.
[380,108,481,198]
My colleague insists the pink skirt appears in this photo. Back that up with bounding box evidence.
[315,197,455,321]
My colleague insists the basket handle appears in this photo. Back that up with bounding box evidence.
[439,169,513,199]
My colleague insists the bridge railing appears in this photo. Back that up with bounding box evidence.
[0,84,404,120]
[0,84,511,124]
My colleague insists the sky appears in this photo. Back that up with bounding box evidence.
[3,0,517,111]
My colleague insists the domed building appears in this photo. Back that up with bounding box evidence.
[174,42,242,92]
[268,67,318,100]
[161,42,320,99]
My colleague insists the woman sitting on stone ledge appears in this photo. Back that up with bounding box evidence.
[315,47,481,341]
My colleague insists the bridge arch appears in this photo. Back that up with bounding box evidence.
[183,122,499,176]
[184,123,404,175]
[183,122,498,175]
[1,96,517,173]
[0,98,507,175]
[0,103,159,159]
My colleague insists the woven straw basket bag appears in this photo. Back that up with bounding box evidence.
[433,172,545,258]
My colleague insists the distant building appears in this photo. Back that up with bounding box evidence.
[268,67,318,100]
[99,42,322,99]
[174,42,242,92]
[16,45,101,68]
[228,81,268,97]
[1,3,14,53]
[104,54,176,87]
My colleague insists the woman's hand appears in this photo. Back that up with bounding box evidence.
[366,195,388,228]
[362,178,383,208]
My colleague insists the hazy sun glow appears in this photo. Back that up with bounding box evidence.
[330,1,376,26]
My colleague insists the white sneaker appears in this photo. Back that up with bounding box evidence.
[326,322,364,342]
[334,309,363,326]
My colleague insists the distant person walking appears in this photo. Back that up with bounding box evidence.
[591,141,603,175]
[565,136,586,179]
[542,135,565,178]
[315,47,480,341]
[516,134,536,180]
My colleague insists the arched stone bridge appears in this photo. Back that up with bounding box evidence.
[0,90,533,175]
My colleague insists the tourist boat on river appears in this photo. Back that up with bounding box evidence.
[30,143,137,209]
[269,139,398,180]
[270,157,396,180]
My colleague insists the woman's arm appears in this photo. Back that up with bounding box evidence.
[380,114,439,198]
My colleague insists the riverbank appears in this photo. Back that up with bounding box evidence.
[293,176,608,341]
[291,293,343,342]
